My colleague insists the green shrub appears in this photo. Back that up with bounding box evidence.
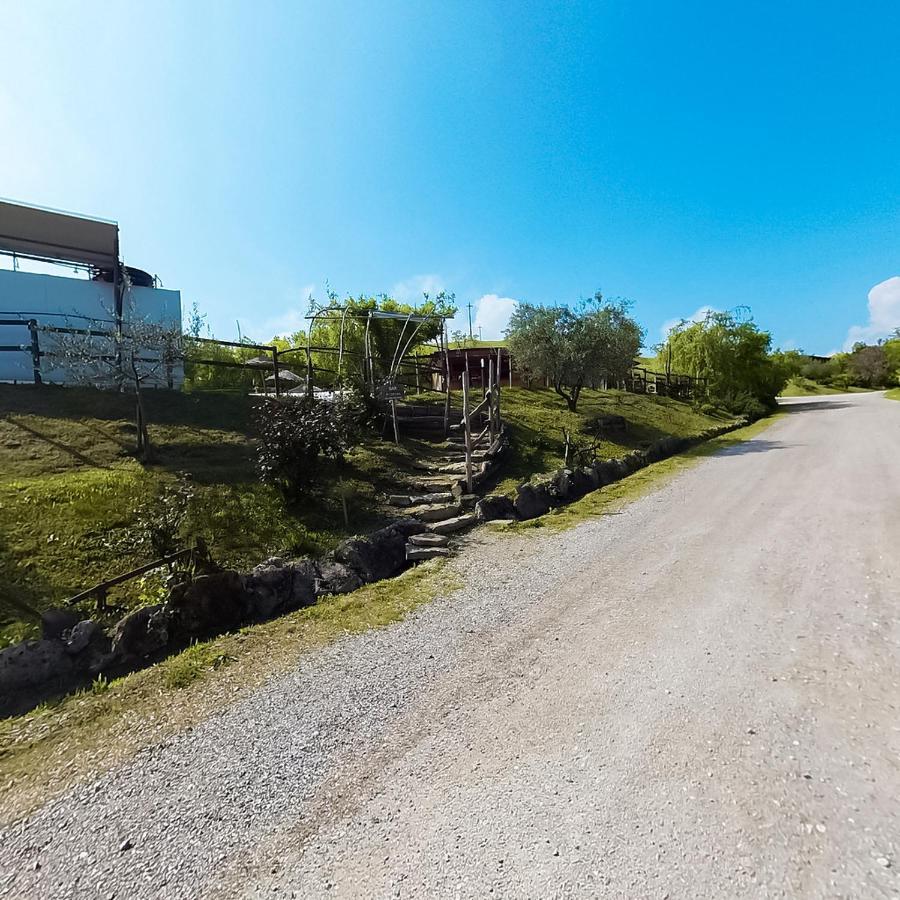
[254,395,361,500]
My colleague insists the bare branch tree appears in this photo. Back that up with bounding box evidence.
[42,288,183,459]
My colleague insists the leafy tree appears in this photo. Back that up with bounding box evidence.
[883,336,900,385]
[505,294,643,411]
[656,309,785,414]
[848,343,888,386]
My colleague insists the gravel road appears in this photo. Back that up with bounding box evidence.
[2,391,898,899]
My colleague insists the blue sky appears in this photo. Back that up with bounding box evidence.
[2,0,898,353]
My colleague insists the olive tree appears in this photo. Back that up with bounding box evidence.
[505,294,643,411]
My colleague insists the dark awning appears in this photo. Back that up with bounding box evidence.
[0,198,119,267]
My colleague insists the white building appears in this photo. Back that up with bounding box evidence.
[0,199,182,385]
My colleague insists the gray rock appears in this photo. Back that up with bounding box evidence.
[0,638,79,696]
[334,527,408,583]
[415,492,454,505]
[110,604,171,662]
[428,513,477,535]
[475,495,517,522]
[579,466,601,492]
[315,560,364,596]
[41,607,79,640]
[407,533,450,547]
[391,518,429,538]
[63,620,99,655]
[243,560,317,619]
[388,495,412,507]
[405,546,451,561]
[411,503,460,522]
[166,570,248,638]
[513,483,551,520]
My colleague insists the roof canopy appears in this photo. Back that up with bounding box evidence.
[0,198,119,267]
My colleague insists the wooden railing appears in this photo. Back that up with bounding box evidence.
[460,351,503,493]
[65,547,196,613]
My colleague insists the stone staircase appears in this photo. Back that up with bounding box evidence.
[389,379,508,561]
[385,417,487,561]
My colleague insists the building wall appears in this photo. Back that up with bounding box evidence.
[0,269,182,385]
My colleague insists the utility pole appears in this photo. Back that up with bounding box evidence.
[467,302,473,339]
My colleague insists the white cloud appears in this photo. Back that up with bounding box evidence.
[390,274,446,304]
[473,294,517,340]
[244,283,315,341]
[659,305,718,340]
[842,276,900,350]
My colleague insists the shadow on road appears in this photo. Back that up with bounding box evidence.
[778,399,853,413]
[717,439,794,456]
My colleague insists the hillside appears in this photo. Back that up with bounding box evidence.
[0,386,416,647]
[779,377,873,397]
[0,384,729,647]
[493,387,731,494]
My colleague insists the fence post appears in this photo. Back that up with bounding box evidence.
[272,346,281,396]
[488,356,496,445]
[443,327,451,437]
[462,369,473,493]
[391,398,400,445]
[495,347,502,428]
[28,320,42,385]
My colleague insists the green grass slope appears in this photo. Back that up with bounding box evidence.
[779,377,872,397]
[0,386,414,646]
[493,387,732,494]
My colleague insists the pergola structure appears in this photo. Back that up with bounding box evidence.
[277,305,454,442]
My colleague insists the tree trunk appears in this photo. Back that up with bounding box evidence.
[132,363,151,460]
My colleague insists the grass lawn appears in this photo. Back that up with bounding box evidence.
[0,382,729,648]
[492,386,732,494]
[0,385,422,646]
[886,388,900,401]
[779,377,873,397]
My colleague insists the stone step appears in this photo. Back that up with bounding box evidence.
[408,532,450,547]
[428,513,477,534]
[410,502,461,522]
[389,490,454,508]
[408,480,455,493]
[413,491,454,505]
[406,545,451,561]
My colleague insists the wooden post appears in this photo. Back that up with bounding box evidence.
[488,356,496,444]
[495,348,502,429]
[443,326,451,437]
[391,398,400,445]
[28,320,42,385]
[272,346,281,396]
[462,370,473,493]
[414,351,421,393]
[364,313,375,395]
